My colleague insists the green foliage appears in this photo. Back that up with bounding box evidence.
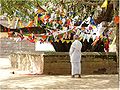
[0,0,118,22]
[1,0,36,20]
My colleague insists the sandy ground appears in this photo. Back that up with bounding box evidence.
[0,58,119,90]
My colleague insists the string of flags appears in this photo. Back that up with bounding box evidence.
[13,16,113,48]
[4,0,116,50]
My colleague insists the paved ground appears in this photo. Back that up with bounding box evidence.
[0,58,119,90]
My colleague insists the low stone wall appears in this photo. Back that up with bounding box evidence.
[9,51,44,74]
[43,52,118,75]
[9,51,118,75]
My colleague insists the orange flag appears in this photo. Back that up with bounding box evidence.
[26,20,34,27]
[114,16,119,24]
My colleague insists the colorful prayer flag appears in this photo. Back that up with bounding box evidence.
[26,20,34,27]
[114,16,119,24]
[101,0,108,9]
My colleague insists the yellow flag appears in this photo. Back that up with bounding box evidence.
[56,40,59,42]
[19,21,24,28]
[7,17,11,25]
[61,40,73,43]
[62,40,65,43]
[101,0,108,9]
[66,40,70,43]
[92,25,96,29]
[34,15,38,26]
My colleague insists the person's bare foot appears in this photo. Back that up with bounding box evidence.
[71,75,75,78]
[78,74,81,78]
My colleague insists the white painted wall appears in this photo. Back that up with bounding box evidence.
[35,41,55,52]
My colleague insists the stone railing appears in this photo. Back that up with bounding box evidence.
[9,51,118,75]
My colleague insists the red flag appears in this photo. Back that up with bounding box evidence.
[42,35,47,39]
[114,16,119,24]
[8,28,10,32]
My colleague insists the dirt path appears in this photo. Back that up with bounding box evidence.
[0,58,119,90]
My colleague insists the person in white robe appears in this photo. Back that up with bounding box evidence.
[69,35,82,78]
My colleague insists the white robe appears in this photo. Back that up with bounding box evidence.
[69,40,82,75]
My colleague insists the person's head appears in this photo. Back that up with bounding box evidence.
[73,35,79,40]
[101,21,108,27]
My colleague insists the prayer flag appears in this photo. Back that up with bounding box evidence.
[18,21,24,28]
[101,0,108,9]
[42,35,47,39]
[36,7,46,14]
[34,15,38,26]
[26,20,34,27]
[114,16,119,24]
[7,17,11,25]
[66,40,70,43]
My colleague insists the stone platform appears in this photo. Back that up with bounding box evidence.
[9,51,118,75]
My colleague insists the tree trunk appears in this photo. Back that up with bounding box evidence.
[113,0,119,72]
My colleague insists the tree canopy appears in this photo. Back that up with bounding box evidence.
[0,0,119,21]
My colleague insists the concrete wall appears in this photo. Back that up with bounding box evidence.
[9,52,118,75]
